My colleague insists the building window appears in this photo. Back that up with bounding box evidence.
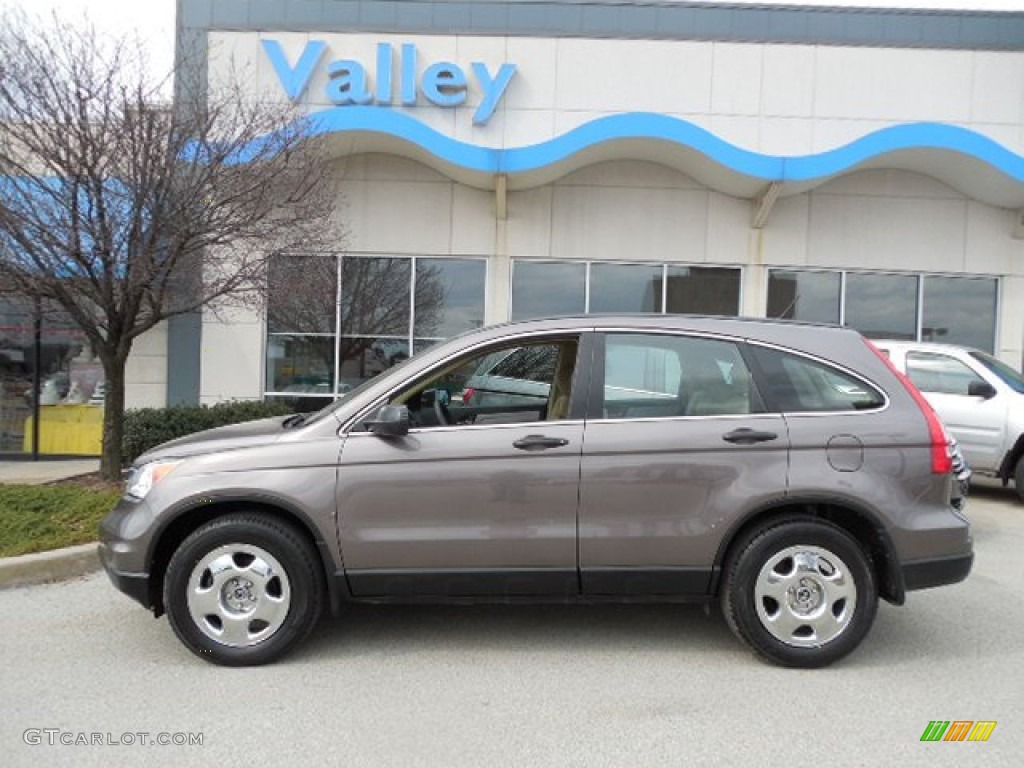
[766,270,841,324]
[510,261,586,321]
[265,254,486,408]
[921,275,998,350]
[511,261,741,320]
[844,272,918,341]
[767,269,998,352]
[664,266,740,316]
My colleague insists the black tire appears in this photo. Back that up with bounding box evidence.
[720,517,877,668]
[1015,456,1024,504]
[163,514,324,666]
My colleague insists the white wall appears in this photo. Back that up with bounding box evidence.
[124,322,167,409]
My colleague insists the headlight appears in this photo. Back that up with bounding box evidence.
[125,460,183,499]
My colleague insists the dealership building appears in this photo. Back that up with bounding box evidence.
[131,0,1024,411]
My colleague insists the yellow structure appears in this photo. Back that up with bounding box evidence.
[23,404,103,455]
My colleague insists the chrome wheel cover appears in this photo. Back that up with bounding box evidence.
[186,544,292,648]
[754,544,857,648]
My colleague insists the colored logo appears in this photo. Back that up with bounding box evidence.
[920,721,997,742]
[262,40,516,125]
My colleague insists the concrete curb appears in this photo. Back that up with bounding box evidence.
[0,542,101,589]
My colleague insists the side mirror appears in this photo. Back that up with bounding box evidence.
[366,404,410,437]
[967,380,997,400]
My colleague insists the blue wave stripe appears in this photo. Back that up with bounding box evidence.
[223,107,1024,184]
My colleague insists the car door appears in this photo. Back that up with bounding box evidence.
[335,332,590,598]
[902,349,1007,471]
[578,331,789,597]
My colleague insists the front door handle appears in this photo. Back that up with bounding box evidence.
[722,428,778,445]
[513,435,570,451]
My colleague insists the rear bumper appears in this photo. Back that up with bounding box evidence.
[902,552,974,592]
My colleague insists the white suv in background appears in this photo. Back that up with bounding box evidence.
[873,340,1024,501]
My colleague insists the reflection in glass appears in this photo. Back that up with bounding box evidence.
[0,296,99,455]
[413,338,442,355]
[415,259,486,338]
[267,255,337,334]
[265,335,335,394]
[264,394,333,414]
[845,273,918,340]
[922,276,997,352]
[341,257,411,336]
[510,262,586,321]
[767,270,841,323]
[665,267,740,316]
[589,264,662,313]
[338,336,410,390]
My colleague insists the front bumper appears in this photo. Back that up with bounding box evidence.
[98,542,151,609]
[901,552,974,592]
[98,495,156,610]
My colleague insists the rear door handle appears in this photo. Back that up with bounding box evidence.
[513,435,570,451]
[722,428,778,445]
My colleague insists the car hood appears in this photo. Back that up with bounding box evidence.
[134,415,289,464]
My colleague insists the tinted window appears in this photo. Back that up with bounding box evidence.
[767,270,841,323]
[601,334,754,419]
[589,263,662,313]
[748,345,885,412]
[510,262,586,321]
[921,276,997,353]
[845,273,917,341]
[906,352,986,396]
[664,267,740,316]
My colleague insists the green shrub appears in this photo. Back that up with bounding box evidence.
[122,400,294,463]
[0,485,122,557]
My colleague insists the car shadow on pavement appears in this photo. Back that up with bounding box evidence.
[292,602,744,663]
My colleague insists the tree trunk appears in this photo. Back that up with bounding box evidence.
[99,358,127,482]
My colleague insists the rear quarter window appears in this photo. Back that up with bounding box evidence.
[747,344,886,413]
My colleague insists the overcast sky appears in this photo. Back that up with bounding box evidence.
[5,0,1024,80]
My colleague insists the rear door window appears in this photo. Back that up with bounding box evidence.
[747,345,885,413]
[600,333,756,419]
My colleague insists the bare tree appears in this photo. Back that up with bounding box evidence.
[0,10,344,479]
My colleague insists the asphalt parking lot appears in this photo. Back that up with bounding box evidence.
[1,481,1021,768]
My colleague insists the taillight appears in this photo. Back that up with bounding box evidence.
[462,387,475,404]
[864,339,953,474]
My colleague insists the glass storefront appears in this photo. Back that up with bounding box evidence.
[510,261,742,320]
[767,269,999,352]
[0,296,101,456]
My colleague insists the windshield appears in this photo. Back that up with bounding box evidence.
[969,350,1024,394]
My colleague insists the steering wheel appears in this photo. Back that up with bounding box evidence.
[433,395,452,426]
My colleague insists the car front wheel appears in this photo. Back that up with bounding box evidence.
[163,514,324,666]
[721,518,877,668]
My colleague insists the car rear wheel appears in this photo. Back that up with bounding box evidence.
[721,518,877,668]
[163,514,324,666]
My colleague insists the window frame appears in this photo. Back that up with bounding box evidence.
[263,253,488,403]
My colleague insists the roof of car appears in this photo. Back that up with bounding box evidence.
[869,339,983,354]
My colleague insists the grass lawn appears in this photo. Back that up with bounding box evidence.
[0,481,121,558]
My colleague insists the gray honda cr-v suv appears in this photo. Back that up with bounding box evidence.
[100,315,972,668]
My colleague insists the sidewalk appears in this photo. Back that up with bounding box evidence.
[0,459,100,485]
[0,458,104,589]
